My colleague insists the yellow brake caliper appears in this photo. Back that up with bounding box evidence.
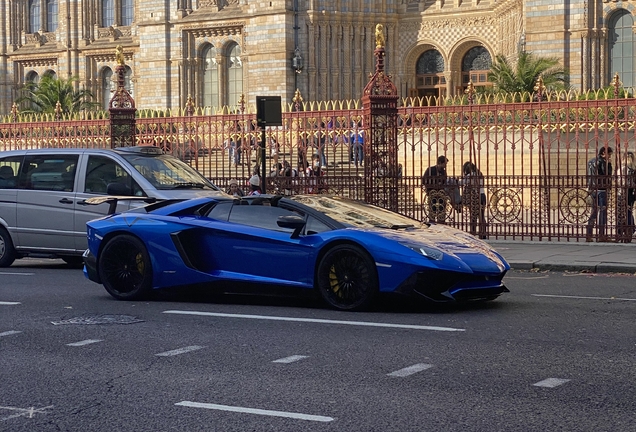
[135,253,144,274]
[329,264,343,298]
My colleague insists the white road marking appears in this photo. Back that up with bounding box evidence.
[155,345,205,357]
[0,405,53,422]
[532,294,636,302]
[506,276,549,280]
[273,355,309,364]
[163,310,465,332]
[387,363,433,377]
[533,378,570,388]
[0,331,22,337]
[66,339,103,347]
[0,272,34,276]
[175,401,334,422]
[0,302,20,305]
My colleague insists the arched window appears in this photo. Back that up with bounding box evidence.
[203,45,219,108]
[461,46,492,91]
[124,66,133,98]
[43,70,57,80]
[121,0,133,26]
[415,49,445,100]
[29,0,41,33]
[26,71,40,84]
[227,43,243,107]
[46,0,58,32]
[102,68,113,109]
[609,10,636,88]
[102,0,114,27]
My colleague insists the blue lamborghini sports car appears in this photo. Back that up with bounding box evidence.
[83,194,510,310]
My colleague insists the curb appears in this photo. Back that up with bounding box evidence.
[508,260,636,274]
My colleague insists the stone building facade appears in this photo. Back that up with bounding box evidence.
[0,0,632,113]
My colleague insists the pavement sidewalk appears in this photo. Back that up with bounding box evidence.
[488,240,636,274]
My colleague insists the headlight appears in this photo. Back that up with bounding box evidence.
[401,243,444,260]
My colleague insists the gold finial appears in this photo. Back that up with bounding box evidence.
[465,81,475,96]
[465,81,476,104]
[612,72,622,94]
[238,93,246,112]
[54,100,62,120]
[115,45,125,66]
[533,76,546,94]
[185,94,195,115]
[292,89,303,105]
[375,24,385,49]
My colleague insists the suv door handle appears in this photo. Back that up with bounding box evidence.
[59,198,74,204]
[76,200,88,205]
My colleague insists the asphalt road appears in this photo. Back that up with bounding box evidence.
[1,260,635,432]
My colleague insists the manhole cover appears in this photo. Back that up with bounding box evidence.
[51,314,144,325]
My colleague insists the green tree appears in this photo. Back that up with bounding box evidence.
[487,51,569,95]
[16,75,100,114]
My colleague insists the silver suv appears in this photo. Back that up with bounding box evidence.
[0,146,224,266]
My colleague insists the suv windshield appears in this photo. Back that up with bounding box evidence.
[122,153,219,191]
[292,195,424,229]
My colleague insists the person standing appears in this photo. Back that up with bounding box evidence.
[247,174,261,196]
[586,146,613,242]
[422,156,448,223]
[225,179,244,197]
[461,161,487,239]
[617,151,635,243]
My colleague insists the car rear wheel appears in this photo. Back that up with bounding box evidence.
[0,227,16,267]
[98,234,152,300]
[316,244,378,311]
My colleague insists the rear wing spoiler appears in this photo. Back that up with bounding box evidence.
[83,196,159,215]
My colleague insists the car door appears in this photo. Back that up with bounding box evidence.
[15,153,79,251]
[73,153,144,251]
[0,155,23,246]
[208,202,312,286]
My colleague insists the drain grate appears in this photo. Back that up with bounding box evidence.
[51,314,145,326]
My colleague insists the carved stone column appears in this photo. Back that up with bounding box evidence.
[599,28,607,88]
[591,29,599,89]
[581,31,589,90]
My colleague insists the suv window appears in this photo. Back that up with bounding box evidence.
[84,155,144,195]
[0,156,22,189]
[22,155,78,191]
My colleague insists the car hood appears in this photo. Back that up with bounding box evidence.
[150,189,229,200]
[360,224,509,272]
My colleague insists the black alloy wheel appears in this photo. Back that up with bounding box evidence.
[98,234,152,300]
[316,244,378,311]
[0,227,16,267]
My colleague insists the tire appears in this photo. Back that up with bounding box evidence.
[0,227,16,267]
[62,256,84,268]
[98,234,152,300]
[316,244,378,311]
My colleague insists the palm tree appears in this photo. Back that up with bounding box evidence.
[16,75,100,114]
[487,51,569,95]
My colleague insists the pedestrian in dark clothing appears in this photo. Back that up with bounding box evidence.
[617,151,635,243]
[586,146,613,242]
[422,156,448,223]
[461,161,487,239]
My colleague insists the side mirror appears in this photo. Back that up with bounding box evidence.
[277,215,306,239]
[106,182,133,196]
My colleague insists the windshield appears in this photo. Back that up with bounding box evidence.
[292,195,424,229]
[122,153,219,190]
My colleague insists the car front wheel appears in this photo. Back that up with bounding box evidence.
[98,234,152,300]
[316,244,378,311]
[0,227,16,267]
